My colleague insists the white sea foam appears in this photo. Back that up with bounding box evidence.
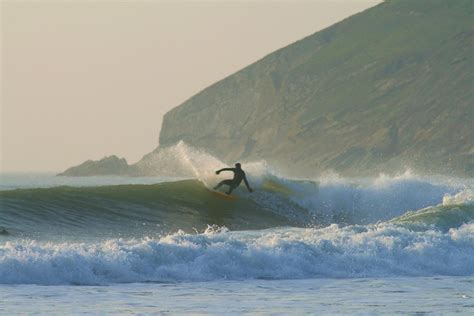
[1,223,473,285]
[265,174,462,225]
[443,189,474,206]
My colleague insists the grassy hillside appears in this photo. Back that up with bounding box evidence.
[157,0,473,176]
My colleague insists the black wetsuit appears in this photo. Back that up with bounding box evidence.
[214,167,252,195]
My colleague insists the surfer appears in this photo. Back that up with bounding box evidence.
[214,163,253,195]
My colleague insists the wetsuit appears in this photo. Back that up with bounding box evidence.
[214,167,252,195]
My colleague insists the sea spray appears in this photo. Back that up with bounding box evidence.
[136,141,273,189]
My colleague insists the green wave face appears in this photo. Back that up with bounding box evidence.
[392,204,474,232]
[0,180,299,239]
[1,176,472,240]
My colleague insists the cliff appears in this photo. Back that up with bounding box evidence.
[158,0,473,176]
[61,0,473,177]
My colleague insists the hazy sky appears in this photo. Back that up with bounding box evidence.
[1,0,381,172]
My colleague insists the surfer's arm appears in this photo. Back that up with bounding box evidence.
[243,176,253,193]
[216,168,234,175]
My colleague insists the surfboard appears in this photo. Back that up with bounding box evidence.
[208,189,238,201]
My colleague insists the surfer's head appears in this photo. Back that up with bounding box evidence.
[235,163,241,169]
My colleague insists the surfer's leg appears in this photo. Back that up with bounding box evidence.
[213,181,224,190]
[226,184,238,195]
[214,180,233,190]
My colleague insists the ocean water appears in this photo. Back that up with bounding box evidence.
[1,146,473,314]
[2,277,473,314]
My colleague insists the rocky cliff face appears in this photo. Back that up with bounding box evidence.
[158,0,473,177]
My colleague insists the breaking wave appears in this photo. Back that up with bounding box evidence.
[0,142,472,285]
[1,222,472,285]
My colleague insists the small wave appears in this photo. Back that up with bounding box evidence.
[1,223,472,285]
[392,192,474,231]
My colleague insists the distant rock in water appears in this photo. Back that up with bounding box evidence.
[58,156,131,176]
[0,228,9,236]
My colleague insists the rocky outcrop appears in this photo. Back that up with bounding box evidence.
[58,156,131,176]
